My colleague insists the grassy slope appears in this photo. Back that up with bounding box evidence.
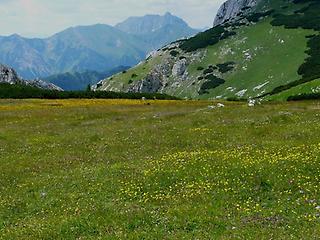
[190,19,314,99]
[100,20,314,100]
[266,78,320,101]
[99,55,162,92]
[1,99,320,239]
[100,0,319,101]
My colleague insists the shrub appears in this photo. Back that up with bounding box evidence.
[203,68,214,74]
[170,50,179,57]
[226,97,247,102]
[288,93,320,101]
[197,66,204,71]
[199,75,225,95]
[271,1,320,31]
[0,83,179,100]
[260,0,320,98]
[180,26,236,52]
[297,35,320,81]
[246,10,274,23]
[217,62,235,73]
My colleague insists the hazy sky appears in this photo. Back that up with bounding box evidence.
[0,0,225,37]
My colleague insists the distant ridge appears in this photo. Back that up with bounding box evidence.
[0,64,62,91]
[44,66,130,91]
[0,13,198,80]
[116,12,199,49]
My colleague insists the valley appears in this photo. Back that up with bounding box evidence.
[1,0,320,238]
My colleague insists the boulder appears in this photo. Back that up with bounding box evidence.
[172,59,187,77]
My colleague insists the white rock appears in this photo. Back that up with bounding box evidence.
[217,103,225,108]
[248,99,256,107]
[172,59,187,77]
[253,81,269,91]
[236,89,247,97]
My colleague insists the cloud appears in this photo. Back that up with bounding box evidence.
[0,0,225,37]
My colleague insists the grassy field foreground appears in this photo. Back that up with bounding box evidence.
[0,99,320,239]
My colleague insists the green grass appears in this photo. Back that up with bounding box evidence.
[1,99,320,239]
[96,0,320,101]
[187,18,314,99]
[266,78,320,101]
[99,54,163,92]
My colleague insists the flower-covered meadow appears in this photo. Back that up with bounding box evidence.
[0,99,319,239]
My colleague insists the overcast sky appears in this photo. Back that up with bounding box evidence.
[0,0,225,38]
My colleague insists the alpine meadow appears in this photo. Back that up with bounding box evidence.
[1,0,320,239]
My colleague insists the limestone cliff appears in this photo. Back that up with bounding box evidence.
[213,0,259,26]
[0,64,24,85]
[0,64,63,91]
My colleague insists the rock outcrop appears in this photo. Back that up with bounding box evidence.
[128,60,173,93]
[27,79,63,91]
[0,64,63,91]
[128,72,165,93]
[0,64,24,85]
[213,0,259,26]
[172,59,187,77]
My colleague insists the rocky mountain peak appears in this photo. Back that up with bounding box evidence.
[0,64,63,91]
[0,64,23,85]
[213,0,259,26]
[115,12,191,36]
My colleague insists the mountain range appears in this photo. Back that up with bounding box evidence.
[0,13,198,81]
[43,66,129,91]
[116,12,198,49]
[96,0,320,101]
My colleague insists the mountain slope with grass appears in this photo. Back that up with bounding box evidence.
[96,0,320,101]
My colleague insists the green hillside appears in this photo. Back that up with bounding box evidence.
[97,0,320,101]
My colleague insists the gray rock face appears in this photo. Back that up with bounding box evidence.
[213,0,259,26]
[0,64,24,85]
[172,59,187,77]
[0,64,62,91]
[27,79,63,91]
[129,60,173,93]
[129,72,164,93]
